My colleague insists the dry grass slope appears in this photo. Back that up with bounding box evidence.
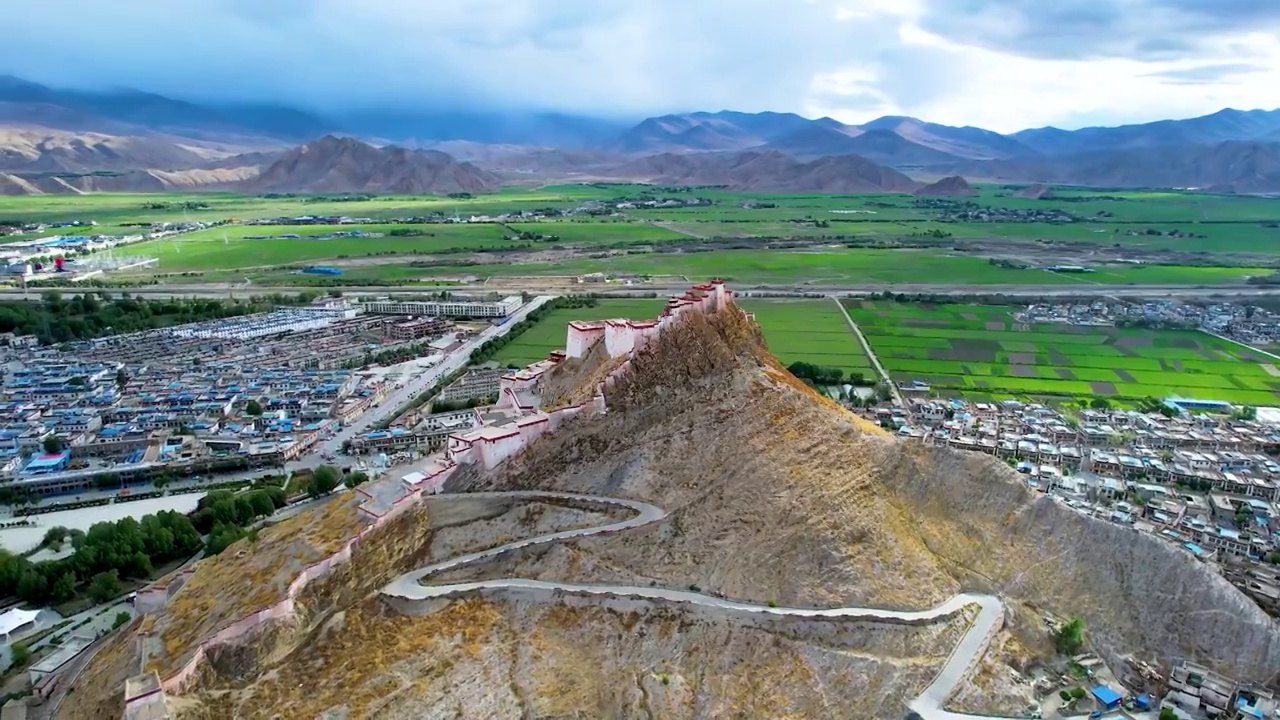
[457,300,1280,683]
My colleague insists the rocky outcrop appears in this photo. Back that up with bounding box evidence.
[612,150,923,193]
[913,175,978,196]
[246,135,502,194]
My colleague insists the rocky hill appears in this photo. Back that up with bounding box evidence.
[913,175,977,196]
[0,166,265,196]
[934,140,1280,193]
[246,135,502,194]
[0,128,215,173]
[62,293,1280,719]
[613,150,923,193]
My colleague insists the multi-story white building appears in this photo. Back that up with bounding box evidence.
[361,296,522,319]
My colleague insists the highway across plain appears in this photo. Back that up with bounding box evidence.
[6,282,1280,301]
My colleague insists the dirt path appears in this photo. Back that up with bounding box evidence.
[382,490,1007,720]
[831,296,902,406]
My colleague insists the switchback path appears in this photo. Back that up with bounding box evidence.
[382,491,1009,720]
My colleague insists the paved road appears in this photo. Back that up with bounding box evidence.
[382,491,1007,720]
[289,295,556,471]
[7,283,1280,301]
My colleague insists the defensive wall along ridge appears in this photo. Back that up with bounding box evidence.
[115,281,744,715]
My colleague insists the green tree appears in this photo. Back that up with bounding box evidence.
[1159,709,1178,720]
[308,466,341,499]
[10,641,30,667]
[1055,617,1086,656]
[50,571,76,603]
[0,551,29,596]
[88,569,121,604]
[1269,551,1280,565]
[1069,687,1087,700]
[244,399,264,417]
[42,435,65,454]
[205,523,246,556]
[345,471,370,489]
[41,526,69,549]
[17,568,48,603]
[113,611,132,629]
[247,491,276,518]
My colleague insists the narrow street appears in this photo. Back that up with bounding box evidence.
[290,294,557,471]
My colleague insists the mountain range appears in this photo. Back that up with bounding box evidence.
[3,74,1280,193]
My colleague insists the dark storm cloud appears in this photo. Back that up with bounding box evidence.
[917,0,1280,60]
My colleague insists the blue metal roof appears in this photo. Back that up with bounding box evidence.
[1091,686,1121,706]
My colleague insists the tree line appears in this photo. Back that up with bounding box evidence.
[0,291,323,346]
[0,510,202,605]
[786,362,868,387]
[469,296,599,365]
[191,486,289,556]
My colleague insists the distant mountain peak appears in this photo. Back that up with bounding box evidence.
[249,135,500,195]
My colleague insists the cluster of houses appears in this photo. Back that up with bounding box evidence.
[1019,300,1280,347]
[0,298,516,499]
[887,398,1280,618]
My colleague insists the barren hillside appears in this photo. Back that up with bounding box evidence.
[914,175,978,196]
[613,150,923,193]
[246,135,502,194]
[448,305,1280,682]
[64,296,1280,719]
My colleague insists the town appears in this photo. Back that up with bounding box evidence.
[0,293,526,505]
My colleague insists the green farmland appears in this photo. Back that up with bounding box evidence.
[5,185,1280,287]
[737,299,873,379]
[348,249,1268,287]
[493,297,874,379]
[846,301,1280,405]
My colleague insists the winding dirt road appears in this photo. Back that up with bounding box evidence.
[382,491,1008,720]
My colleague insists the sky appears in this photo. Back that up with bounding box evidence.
[3,0,1280,132]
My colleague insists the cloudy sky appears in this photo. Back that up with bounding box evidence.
[4,0,1280,132]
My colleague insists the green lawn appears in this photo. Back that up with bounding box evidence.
[846,300,1280,405]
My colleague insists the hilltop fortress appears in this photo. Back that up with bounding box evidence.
[106,283,741,718]
[446,280,736,471]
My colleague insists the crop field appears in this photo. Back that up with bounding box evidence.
[737,299,874,378]
[846,301,1280,405]
[494,297,874,377]
[493,299,668,366]
[384,249,1267,287]
[111,220,692,271]
[6,186,1280,286]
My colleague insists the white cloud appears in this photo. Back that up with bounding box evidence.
[802,3,1280,131]
[1,0,1277,130]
